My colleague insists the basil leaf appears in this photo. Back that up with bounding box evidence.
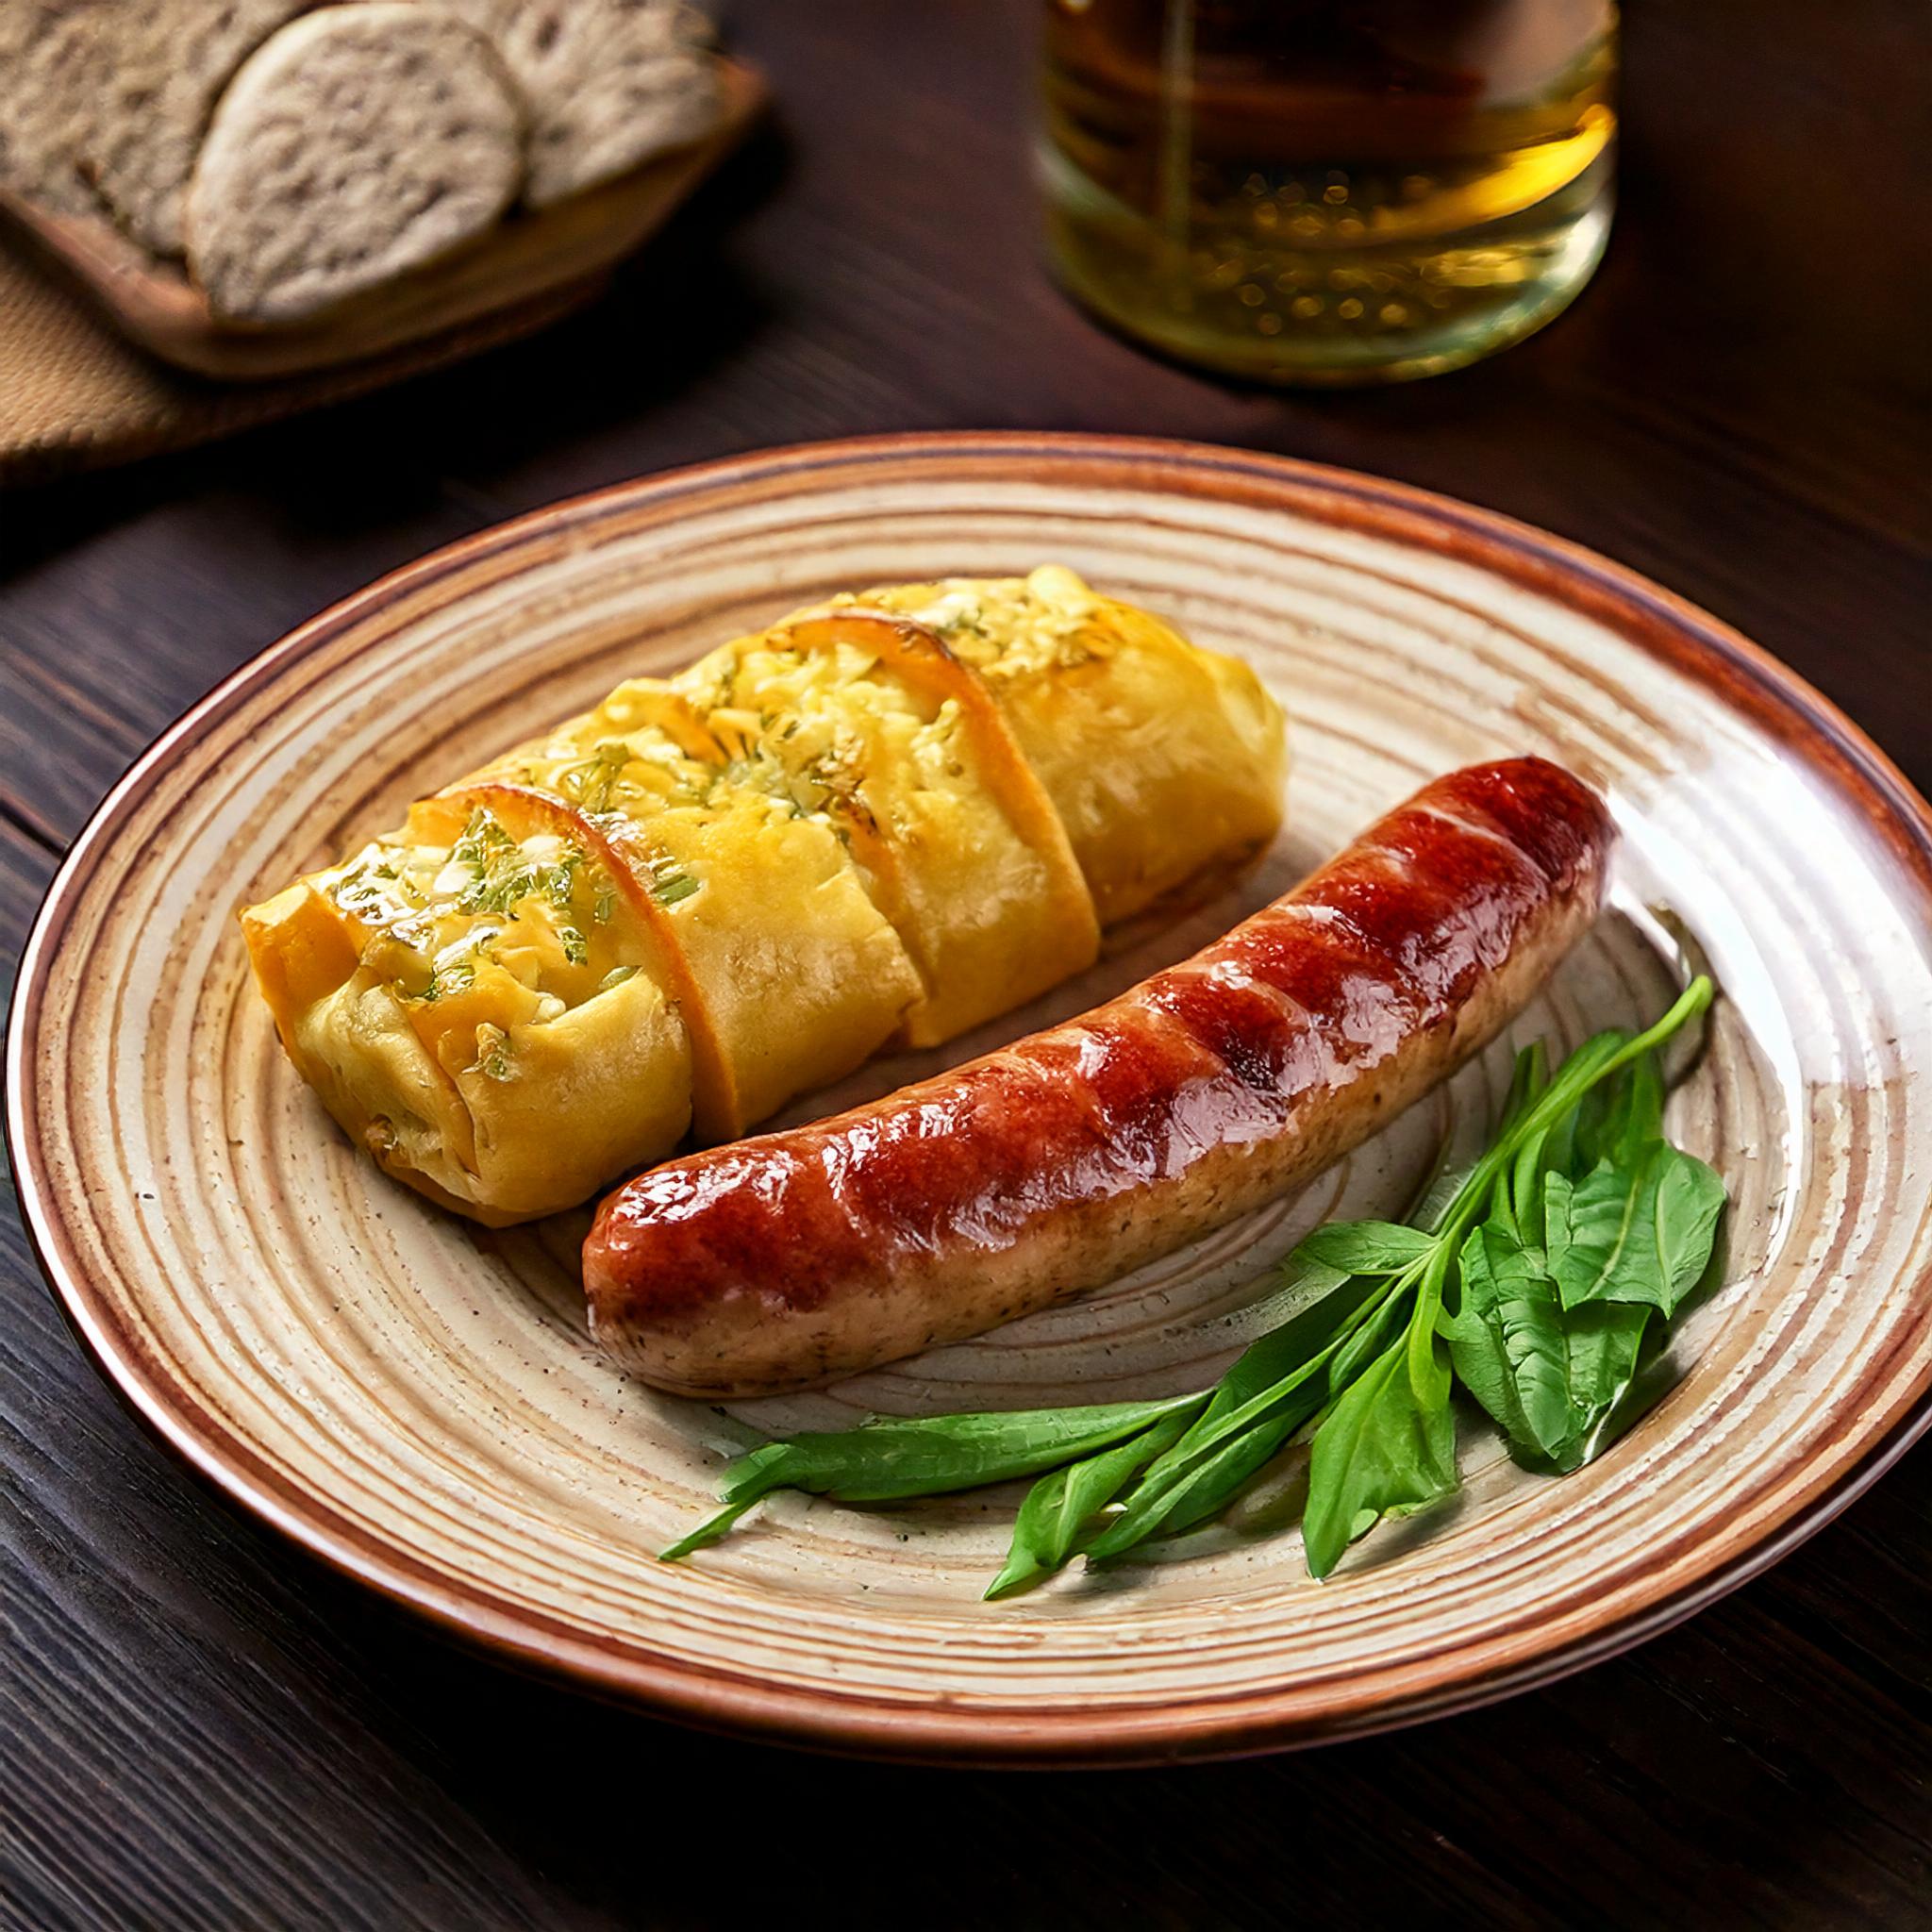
[984,1401,1204,1599]
[1302,1335,1458,1580]
[1546,1142,1725,1317]
[1294,1221,1435,1274]
[720,1397,1199,1505]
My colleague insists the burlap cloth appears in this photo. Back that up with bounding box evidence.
[0,241,599,486]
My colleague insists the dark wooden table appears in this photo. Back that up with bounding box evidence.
[5,3,1928,1925]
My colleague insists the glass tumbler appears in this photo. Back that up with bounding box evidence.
[1041,0,1618,384]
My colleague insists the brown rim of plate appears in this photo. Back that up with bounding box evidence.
[8,431,1932,1768]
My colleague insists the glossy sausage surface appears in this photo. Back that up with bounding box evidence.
[584,758,1616,1395]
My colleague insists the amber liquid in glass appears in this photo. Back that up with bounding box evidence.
[1042,0,1617,383]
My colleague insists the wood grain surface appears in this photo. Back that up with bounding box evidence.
[3,0,1927,1925]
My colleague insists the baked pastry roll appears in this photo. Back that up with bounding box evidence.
[242,568,1286,1223]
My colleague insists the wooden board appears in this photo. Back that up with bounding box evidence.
[0,57,764,382]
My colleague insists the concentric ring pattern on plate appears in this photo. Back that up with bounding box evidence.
[11,434,1932,1764]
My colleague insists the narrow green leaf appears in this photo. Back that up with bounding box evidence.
[1157,1417,1305,1535]
[1500,1040,1551,1134]
[984,1401,1204,1599]
[1086,1394,1322,1564]
[1507,1100,1579,1251]
[658,1496,758,1562]
[1406,1246,1456,1410]
[1086,1273,1403,1559]
[1295,1221,1436,1274]
[1302,1337,1457,1579]
[1188,1264,1391,1442]
[720,1397,1199,1506]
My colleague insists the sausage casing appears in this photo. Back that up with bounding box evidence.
[583,758,1616,1395]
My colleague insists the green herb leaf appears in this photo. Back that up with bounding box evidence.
[1295,1222,1436,1274]
[1445,1222,1653,1474]
[1446,1224,1575,1459]
[985,1401,1204,1599]
[658,1496,758,1562]
[713,1397,1198,1510]
[1545,1299,1651,1471]
[1577,1046,1666,1171]
[1301,1336,1457,1580]
[1546,1142,1725,1317]
[1116,1406,1308,1549]
[1086,1272,1403,1562]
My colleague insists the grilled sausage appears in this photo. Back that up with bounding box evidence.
[583,758,1616,1396]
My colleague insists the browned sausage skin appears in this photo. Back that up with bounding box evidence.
[584,758,1616,1396]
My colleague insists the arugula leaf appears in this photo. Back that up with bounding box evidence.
[1301,1335,1458,1580]
[1546,1141,1725,1317]
[985,1401,1203,1599]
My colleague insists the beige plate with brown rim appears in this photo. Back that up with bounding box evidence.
[10,434,1932,1766]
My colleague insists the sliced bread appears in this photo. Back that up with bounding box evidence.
[79,0,316,257]
[185,4,525,323]
[424,0,722,208]
[0,2,112,217]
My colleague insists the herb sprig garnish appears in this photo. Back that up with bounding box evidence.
[663,979,1722,1592]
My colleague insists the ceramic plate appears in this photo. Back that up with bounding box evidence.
[10,434,1932,1765]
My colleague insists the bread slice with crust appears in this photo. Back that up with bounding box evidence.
[185,3,525,323]
[80,0,316,257]
[0,2,112,218]
[424,0,722,208]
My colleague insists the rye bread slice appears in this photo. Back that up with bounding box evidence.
[425,0,722,208]
[79,0,316,257]
[185,4,525,323]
